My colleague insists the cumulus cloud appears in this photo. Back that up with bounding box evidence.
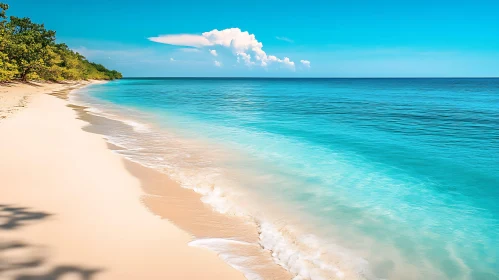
[209,49,218,56]
[170,58,175,61]
[237,52,253,66]
[149,28,300,70]
[268,55,295,69]
[300,60,311,68]
[214,60,222,67]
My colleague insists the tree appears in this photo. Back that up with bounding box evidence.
[0,2,122,82]
[0,2,6,19]
[5,16,56,80]
[0,3,17,81]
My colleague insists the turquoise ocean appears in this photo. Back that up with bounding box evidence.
[72,78,499,280]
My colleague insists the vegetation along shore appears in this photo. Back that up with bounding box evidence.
[0,2,121,82]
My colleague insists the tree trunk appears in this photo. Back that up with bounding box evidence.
[20,67,30,81]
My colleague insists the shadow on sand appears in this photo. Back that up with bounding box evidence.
[0,205,51,231]
[0,204,103,280]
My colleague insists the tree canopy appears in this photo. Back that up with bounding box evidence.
[0,3,122,82]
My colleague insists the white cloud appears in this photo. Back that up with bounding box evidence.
[267,55,295,69]
[170,57,175,61]
[149,28,296,70]
[276,36,293,43]
[179,48,200,53]
[149,34,211,47]
[209,49,218,56]
[300,59,311,68]
[214,60,222,67]
[281,57,295,69]
[237,52,253,66]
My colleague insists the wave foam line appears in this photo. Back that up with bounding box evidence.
[189,238,264,280]
[69,85,375,280]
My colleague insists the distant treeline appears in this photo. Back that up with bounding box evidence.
[0,3,122,82]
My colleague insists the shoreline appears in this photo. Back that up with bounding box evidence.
[0,81,251,279]
[68,82,353,280]
[69,85,293,279]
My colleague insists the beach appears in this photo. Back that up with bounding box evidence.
[2,0,498,278]
[67,78,498,280]
[2,78,498,280]
[0,81,249,280]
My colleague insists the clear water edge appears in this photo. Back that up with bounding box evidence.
[70,78,499,280]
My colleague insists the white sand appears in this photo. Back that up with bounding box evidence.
[0,82,245,280]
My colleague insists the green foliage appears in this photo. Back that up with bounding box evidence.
[0,3,17,81]
[0,3,121,82]
[0,52,18,81]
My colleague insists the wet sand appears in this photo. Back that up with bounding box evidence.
[69,87,292,279]
[0,81,252,279]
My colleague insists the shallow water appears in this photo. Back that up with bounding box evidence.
[72,78,499,280]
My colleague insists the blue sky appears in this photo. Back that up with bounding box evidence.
[7,0,499,77]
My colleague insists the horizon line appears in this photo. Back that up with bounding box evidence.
[120,76,499,79]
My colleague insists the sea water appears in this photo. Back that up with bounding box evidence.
[71,78,499,280]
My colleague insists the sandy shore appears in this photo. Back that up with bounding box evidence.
[0,81,246,279]
[0,82,71,121]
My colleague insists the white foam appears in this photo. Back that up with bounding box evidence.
[189,238,263,280]
[85,107,104,115]
[68,85,376,280]
[96,132,372,279]
[108,140,373,279]
[258,221,373,280]
[189,238,252,247]
[83,107,151,134]
[69,86,151,134]
[121,119,151,133]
